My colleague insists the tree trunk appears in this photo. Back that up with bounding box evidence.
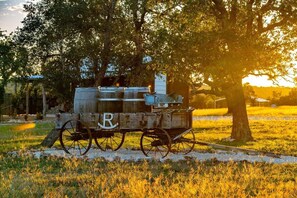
[41,84,47,118]
[95,0,118,86]
[26,84,30,116]
[128,0,147,86]
[224,80,253,142]
[225,95,234,115]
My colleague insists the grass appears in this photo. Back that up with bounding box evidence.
[192,119,297,156]
[0,107,296,197]
[0,121,55,153]
[193,106,297,116]
[0,155,296,197]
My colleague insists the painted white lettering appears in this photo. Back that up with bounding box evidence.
[98,113,119,129]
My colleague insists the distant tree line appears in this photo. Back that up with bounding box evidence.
[191,85,297,108]
[270,89,297,106]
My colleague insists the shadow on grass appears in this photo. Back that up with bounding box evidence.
[193,127,252,147]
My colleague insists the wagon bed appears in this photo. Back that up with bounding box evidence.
[54,87,195,158]
[56,108,194,158]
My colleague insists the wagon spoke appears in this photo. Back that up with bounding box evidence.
[99,138,107,145]
[109,137,113,149]
[143,137,153,143]
[111,137,120,147]
[171,130,195,154]
[76,142,82,155]
[78,140,87,150]
[70,121,75,131]
[156,146,162,157]
[95,131,125,151]
[63,139,73,145]
[147,146,154,153]
[68,140,75,149]
[64,129,72,134]
[140,129,171,159]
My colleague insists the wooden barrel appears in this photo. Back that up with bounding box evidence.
[123,87,150,112]
[74,87,98,113]
[97,87,124,113]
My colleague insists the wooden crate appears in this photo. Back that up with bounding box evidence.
[161,111,190,129]
[56,110,191,131]
[80,113,99,128]
[55,113,79,129]
[119,113,146,130]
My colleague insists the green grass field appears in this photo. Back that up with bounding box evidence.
[193,106,297,116]
[0,106,296,197]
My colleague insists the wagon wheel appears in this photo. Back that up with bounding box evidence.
[171,130,195,154]
[94,131,125,151]
[59,119,92,156]
[140,128,171,158]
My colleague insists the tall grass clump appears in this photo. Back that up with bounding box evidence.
[0,155,296,197]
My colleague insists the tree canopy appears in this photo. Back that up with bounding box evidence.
[155,0,297,141]
[0,30,28,106]
[13,0,297,141]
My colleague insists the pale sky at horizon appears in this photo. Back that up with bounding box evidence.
[0,0,29,34]
[0,0,295,87]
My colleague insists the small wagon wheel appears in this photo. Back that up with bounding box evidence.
[59,119,92,156]
[94,131,125,151]
[171,130,195,154]
[140,128,171,158]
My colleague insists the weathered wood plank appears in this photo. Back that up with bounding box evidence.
[41,128,60,148]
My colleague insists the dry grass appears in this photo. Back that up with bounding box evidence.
[192,119,297,156]
[193,106,297,116]
[0,156,296,197]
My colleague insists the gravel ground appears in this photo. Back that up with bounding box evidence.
[11,148,297,164]
[3,115,297,164]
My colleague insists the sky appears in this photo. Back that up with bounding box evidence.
[0,0,28,34]
[0,0,295,87]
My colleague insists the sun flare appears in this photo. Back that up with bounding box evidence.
[14,123,36,131]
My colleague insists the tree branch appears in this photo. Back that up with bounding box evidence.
[259,0,275,14]
[246,0,255,36]
[259,16,290,33]
[257,13,264,32]
[230,0,238,25]
[212,0,227,17]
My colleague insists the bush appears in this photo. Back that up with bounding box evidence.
[35,112,43,120]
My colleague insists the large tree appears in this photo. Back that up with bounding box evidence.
[18,0,164,90]
[156,0,297,141]
[0,31,28,107]
[17,0,124,102]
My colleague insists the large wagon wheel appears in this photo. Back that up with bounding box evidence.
[171,130,195,154]
[140,128,171,158]
[59,119,92,155]
[94,131,125,151]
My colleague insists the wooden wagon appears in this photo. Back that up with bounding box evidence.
[56,87,195,158]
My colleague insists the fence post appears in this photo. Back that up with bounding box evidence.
[0,105,2,122]
[26,84,29,117]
